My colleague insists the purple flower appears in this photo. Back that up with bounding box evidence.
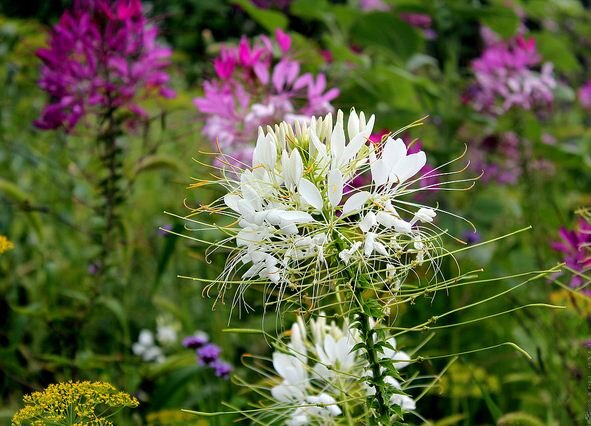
[552,219,591,288]
[182,332,209,349]
[34,0,174,131]
[463,231,481,245]
[194,29,338,168]
[578,81,591,109]
[465,34,556,115]
[212,359,233,379]
[197,343,222,366]
[359,0,390,11]
[158,224,173,236]
[399,13,436,39]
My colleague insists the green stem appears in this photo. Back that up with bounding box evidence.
[355,302,391,425]
[333,236,391,424]
[94,106,123,286]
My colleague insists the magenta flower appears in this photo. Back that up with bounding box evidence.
[34,0,174,131]
[552,219,591,288]
[466,34,556,115]
[578,81,591,109]
[194,29,339,166]
[359,0,391,12]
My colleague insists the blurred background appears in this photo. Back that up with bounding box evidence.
[0,0,590,424]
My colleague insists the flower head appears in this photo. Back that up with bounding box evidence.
[12,381,138,425]
[194,30,338,167]
[34,0,174,131]
[192,110,444,308]
[466,34,556,114]
[579,80,591,109]
[183,331,209,349]
[469,132,555,185]
[0,235,14,253]
[132,329,165,363]
[197,343,222,365]
[552,218,591,288]
[212,359,233,379]
[262,315,415,424]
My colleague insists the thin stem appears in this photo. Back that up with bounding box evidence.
[355,303,391,425]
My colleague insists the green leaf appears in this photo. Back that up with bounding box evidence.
[290,0,329,20]
[533,32,580,73]
[350,13,423,61]
[132,154,184,178]
[97,296,130,344]
[479,7,519,38]
[497,412,545,426]
[231,0,287,31]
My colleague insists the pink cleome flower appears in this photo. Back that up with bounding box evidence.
[194,29,339,166]
[552,218,591,288]
[466,34,556,115]
[578,80,591,109]
[468,132,555,185]
[34,0,175,131]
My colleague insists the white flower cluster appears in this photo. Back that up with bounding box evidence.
[219,109,439,295]
[269,316,415,425]
[132,318,179,363]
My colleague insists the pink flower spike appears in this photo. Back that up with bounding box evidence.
[275,29,291,53]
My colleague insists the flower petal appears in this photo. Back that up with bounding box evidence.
[327,169,344,208]
[341,191,370,216]
[298,178,323,211]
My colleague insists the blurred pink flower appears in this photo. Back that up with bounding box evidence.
[552,219,591,288]
[34,0,174,131]
[194,30,339,166]
[359,0,390,12]
[578,81,591,109]
[469,132,555,185]
[466,34,556,115]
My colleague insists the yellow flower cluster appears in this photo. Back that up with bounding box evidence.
[12,381,139,425]
[0,235,14,253]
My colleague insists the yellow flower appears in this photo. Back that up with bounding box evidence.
[12,381,138,425]
[0,235,14,253]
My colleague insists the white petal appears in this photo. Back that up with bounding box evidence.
[370,159,390,186]
[383,137,407,165]
[341,191,370,216]
[280,210,315,223]
[263,133,278,170]
[359,211,377,233]
[393,218,412,234]
[223,194,241,213]
[341,115,375,167]
[364,232,376,257]
[327,169,344,208]
[298,179,323,211]
[392,151,426,183]
[347,108,360,139]
[291,149,304,185]
[330,111,345,167]
[138,329,154,346]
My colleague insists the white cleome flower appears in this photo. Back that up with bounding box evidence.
[132,329,165,363]
[267,316,416,424]
[196,108,446,305]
